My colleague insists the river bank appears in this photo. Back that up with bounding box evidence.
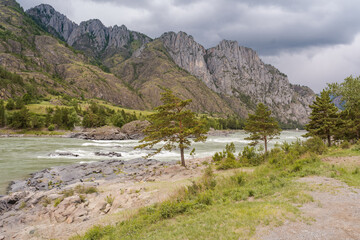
[0,156,211,239]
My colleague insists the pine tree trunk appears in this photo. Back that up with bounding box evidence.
[264,136,268,154]
[327,134,331,147]
[180,147,186,167]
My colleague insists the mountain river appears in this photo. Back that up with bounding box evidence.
[0,130,306,194]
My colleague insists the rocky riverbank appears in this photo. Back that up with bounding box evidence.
[0,156,209,239]
[68,120,150,140]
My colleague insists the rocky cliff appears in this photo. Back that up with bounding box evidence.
[161,32,315,124]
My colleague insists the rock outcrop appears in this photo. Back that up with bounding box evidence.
[161,32,316,124]
[26,4,77,41]
[69,120,150,140]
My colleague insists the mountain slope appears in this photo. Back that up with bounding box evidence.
[112,39,238,115]
[0,0,144,108]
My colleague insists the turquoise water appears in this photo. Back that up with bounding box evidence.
[0,130,306,194]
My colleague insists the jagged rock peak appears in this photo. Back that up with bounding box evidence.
[27,4,152,59]
[26,4,78,41]
[79,19,105,28]
[160,30,315,124]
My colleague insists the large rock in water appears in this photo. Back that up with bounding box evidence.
[120,120,150,139]
[69,120,150,140]
[71,126,127,140]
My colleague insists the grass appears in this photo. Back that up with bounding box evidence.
[70,141,360,240]
[26,99,153,117]
[323,145,360,157]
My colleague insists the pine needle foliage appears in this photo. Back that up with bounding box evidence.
[135,89,208,167]
[244,103,281,153]
[305,90,338,146]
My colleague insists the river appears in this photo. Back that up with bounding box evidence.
[0,130,306,194]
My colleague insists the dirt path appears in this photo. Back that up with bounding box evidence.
[256,175,360,240]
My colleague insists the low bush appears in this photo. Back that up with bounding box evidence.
[238,146,263,166]
[340,140,351,149]
[303,136,327,154]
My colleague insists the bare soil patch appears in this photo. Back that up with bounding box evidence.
[322,156,360,165]
[255,176,360,240]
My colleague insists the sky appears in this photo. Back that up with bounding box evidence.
[17,0,360,93]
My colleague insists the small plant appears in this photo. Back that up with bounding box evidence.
[54,198,63,207]
[201,165,217,190]
[19,201,27,210]
[105,194,115,206]
[74,185,98,194]
[79,195,86,203]
[61,189,74,197]
[42,197,51,207]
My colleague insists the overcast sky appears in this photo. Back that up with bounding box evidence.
[17,0,360,93]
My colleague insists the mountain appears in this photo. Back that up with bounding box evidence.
[26,4,151,68]
[160,32,315,124]
[0,0,144,108]
[2,0,316,125]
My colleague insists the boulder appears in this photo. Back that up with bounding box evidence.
[120,120,150,139]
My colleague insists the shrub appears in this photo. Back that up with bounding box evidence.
[5,99,15,110]
[217,151,238,170]
[340,140,351,149]
[201,165,216,190]
[303,136,327,154]
[238,146,262,166]
[212,151,225,162]
[48,124,55,131]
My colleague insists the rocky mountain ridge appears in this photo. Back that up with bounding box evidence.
[27,4,151,63]
[4,1,316,125]
[161,31,315,124]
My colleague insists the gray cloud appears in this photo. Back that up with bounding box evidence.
[17,0,360,92]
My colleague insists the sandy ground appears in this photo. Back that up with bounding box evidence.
[256,156,360,240]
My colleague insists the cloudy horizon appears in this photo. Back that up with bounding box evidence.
[17,0,360,93]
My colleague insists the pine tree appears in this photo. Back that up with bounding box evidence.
[244,103,281,153]
[329,76,360,140]
[305,90,338,146]
[136,89,208,167]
